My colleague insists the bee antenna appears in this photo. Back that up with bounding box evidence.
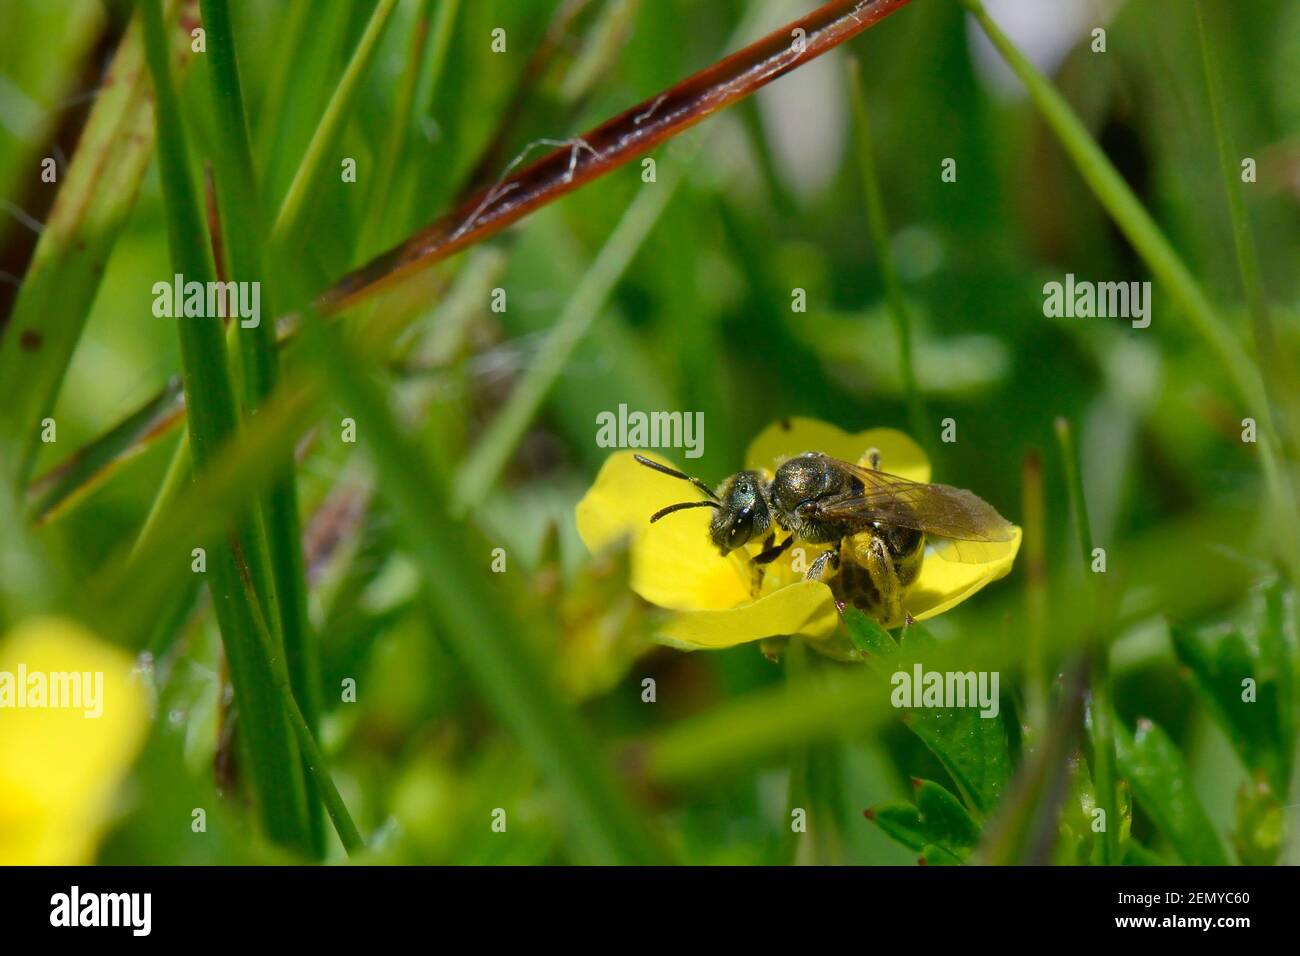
[649,500,721,523]
[633,454,719,501]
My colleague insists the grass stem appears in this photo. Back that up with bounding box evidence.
[1054,416,1119,866]
[1194,0,1298,457]
[847,56,927,446]
[270,0,399,249]
[201,0,326,856]
[960,0,1300,587]
[140,0,310,852]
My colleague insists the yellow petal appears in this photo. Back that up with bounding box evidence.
[656,580,839,649]
[576,450,674,553]
[0,618,148,865]
[576,451,750,611]
[744,417,930,481]
[887,526,1023,629]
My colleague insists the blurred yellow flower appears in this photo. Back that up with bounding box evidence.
[576,417,1021,649]
[0,617,148,864]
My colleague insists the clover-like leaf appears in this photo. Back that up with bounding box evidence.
[865,777,980,859]
[1114,716,1229,865]
[895,626,1011,816]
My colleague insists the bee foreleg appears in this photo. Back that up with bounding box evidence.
[805,548,840,582]
[860,446,882,471]
[750,535,794,598]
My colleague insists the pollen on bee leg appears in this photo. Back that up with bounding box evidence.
[862,536,903,624]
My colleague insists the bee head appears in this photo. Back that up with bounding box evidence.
[708,470,772,555]
[634,456,770,556]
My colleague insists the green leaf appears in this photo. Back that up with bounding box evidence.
[1114,716,1229,865]
[895,625,1012,817]
[918,843,964,866]
[865,803,927,853]
[865,778,980,858]
[1122,841,1172,866]
[840,614,1010,817]
[1171,621,1287,791]
[1054,415,1120,866]
[1054,754,1133,865]
[841,606,899,663]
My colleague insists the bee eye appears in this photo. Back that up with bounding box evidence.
[726,509,753,549]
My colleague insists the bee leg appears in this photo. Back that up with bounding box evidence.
[859,446,882,470]
[805,548,840,582]
[753,534,793,565]
[858,536,904,624]
[749,535,793,598]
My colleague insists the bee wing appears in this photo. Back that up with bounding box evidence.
[818,459,1016,552]
[926,536,1013,564]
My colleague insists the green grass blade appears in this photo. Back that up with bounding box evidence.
[233,545,363,856]
[450,149,691,514]
[26,378,184,525]
[355,0,454,258]
[100,375,319,634]
[959,0,1300,584]
[249,0,314,173]
[270,0,399,249]
[200,0,325,855]
[1055,416,1119,865]
[1194,0,1300,455]
[139,0,310,853]
[0,1,188,493]
[559,0,643,103]
[847,56,927,446]
[131,430,189,556]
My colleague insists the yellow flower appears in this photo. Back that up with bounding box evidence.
[0,617,148,864]
[575,418,1021,649]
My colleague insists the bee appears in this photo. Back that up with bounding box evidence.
[634,447,1015,624]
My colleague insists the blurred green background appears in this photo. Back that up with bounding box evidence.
[1,0,1298,865]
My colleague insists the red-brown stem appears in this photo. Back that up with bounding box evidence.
[29,0,913,508]
[319,0,914,313]
[458,0,599,196]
